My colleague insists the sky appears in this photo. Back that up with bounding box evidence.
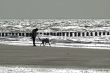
[0,0,109,19]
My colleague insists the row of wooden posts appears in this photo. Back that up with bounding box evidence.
[0,31,110,37]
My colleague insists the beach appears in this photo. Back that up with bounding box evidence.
[0,44,109,68]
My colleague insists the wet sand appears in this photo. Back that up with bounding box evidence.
[0,44,110,68]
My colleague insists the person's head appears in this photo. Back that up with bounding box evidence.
[35,28,38,31]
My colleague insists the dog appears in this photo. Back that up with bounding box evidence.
[38,37,51,46]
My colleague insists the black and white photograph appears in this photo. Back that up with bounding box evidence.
[0,0,110,72]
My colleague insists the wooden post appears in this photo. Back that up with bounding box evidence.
[0,33,1,37]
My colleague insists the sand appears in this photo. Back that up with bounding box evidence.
[0,44,110,68]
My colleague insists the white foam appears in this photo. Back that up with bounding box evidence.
[0,65,109,73]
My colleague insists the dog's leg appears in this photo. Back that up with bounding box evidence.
[40,41,43,46]
[49,43,51,47]
[43,42,45,46]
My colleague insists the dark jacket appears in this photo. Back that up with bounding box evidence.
[31,29,38,38]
